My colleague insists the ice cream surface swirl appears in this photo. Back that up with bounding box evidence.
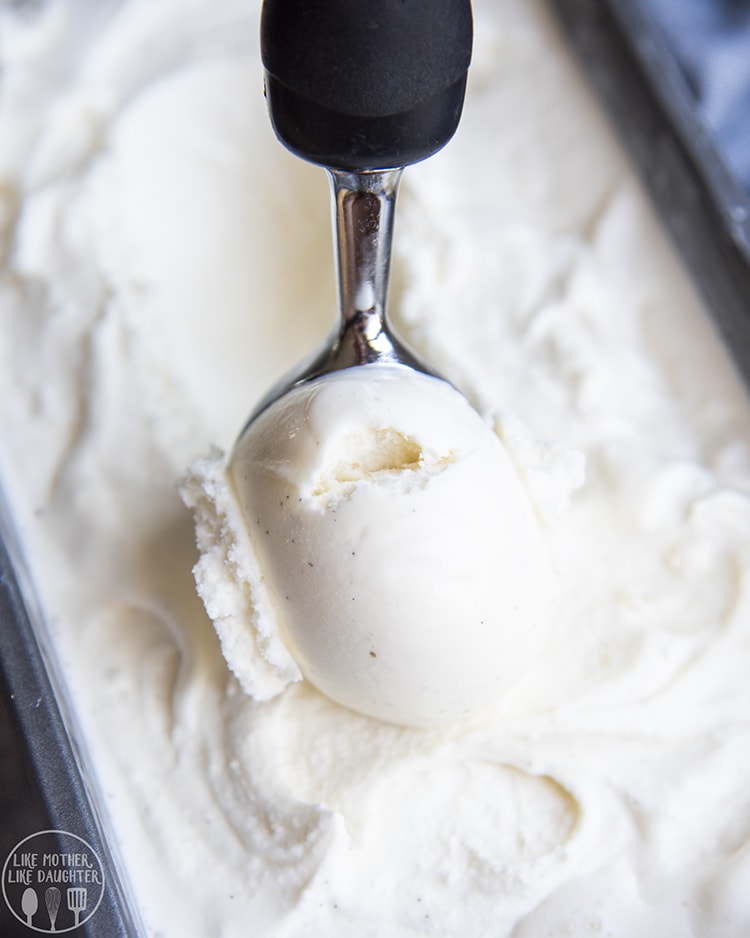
[1,0,750,935]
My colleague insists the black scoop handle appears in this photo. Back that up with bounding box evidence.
[260,0,473,171]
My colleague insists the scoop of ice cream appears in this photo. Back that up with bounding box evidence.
[227,364,554,726]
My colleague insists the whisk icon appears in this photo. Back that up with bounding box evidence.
[44,887,60,931]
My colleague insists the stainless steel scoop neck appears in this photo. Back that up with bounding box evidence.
[236,168,435,433]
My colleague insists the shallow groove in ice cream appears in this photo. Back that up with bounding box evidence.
[311,427,456,502]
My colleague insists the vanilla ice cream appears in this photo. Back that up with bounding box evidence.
[2,0,750,936]
[192,364,556,726]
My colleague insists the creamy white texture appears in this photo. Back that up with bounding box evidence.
[1,0,750,936]
[192,365,558,727]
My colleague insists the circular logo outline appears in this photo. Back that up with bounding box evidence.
[2,830,105,933]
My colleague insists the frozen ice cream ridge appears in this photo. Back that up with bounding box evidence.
[185,0,555,726]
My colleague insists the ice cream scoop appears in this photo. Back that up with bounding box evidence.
[228,0,554,724]
[236,0,474,423]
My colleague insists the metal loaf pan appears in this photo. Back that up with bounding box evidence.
[551,0,750,383]
[1,2,749,935]
[0,496,144,936]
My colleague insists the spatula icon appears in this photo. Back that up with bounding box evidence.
[67,887,87,927]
